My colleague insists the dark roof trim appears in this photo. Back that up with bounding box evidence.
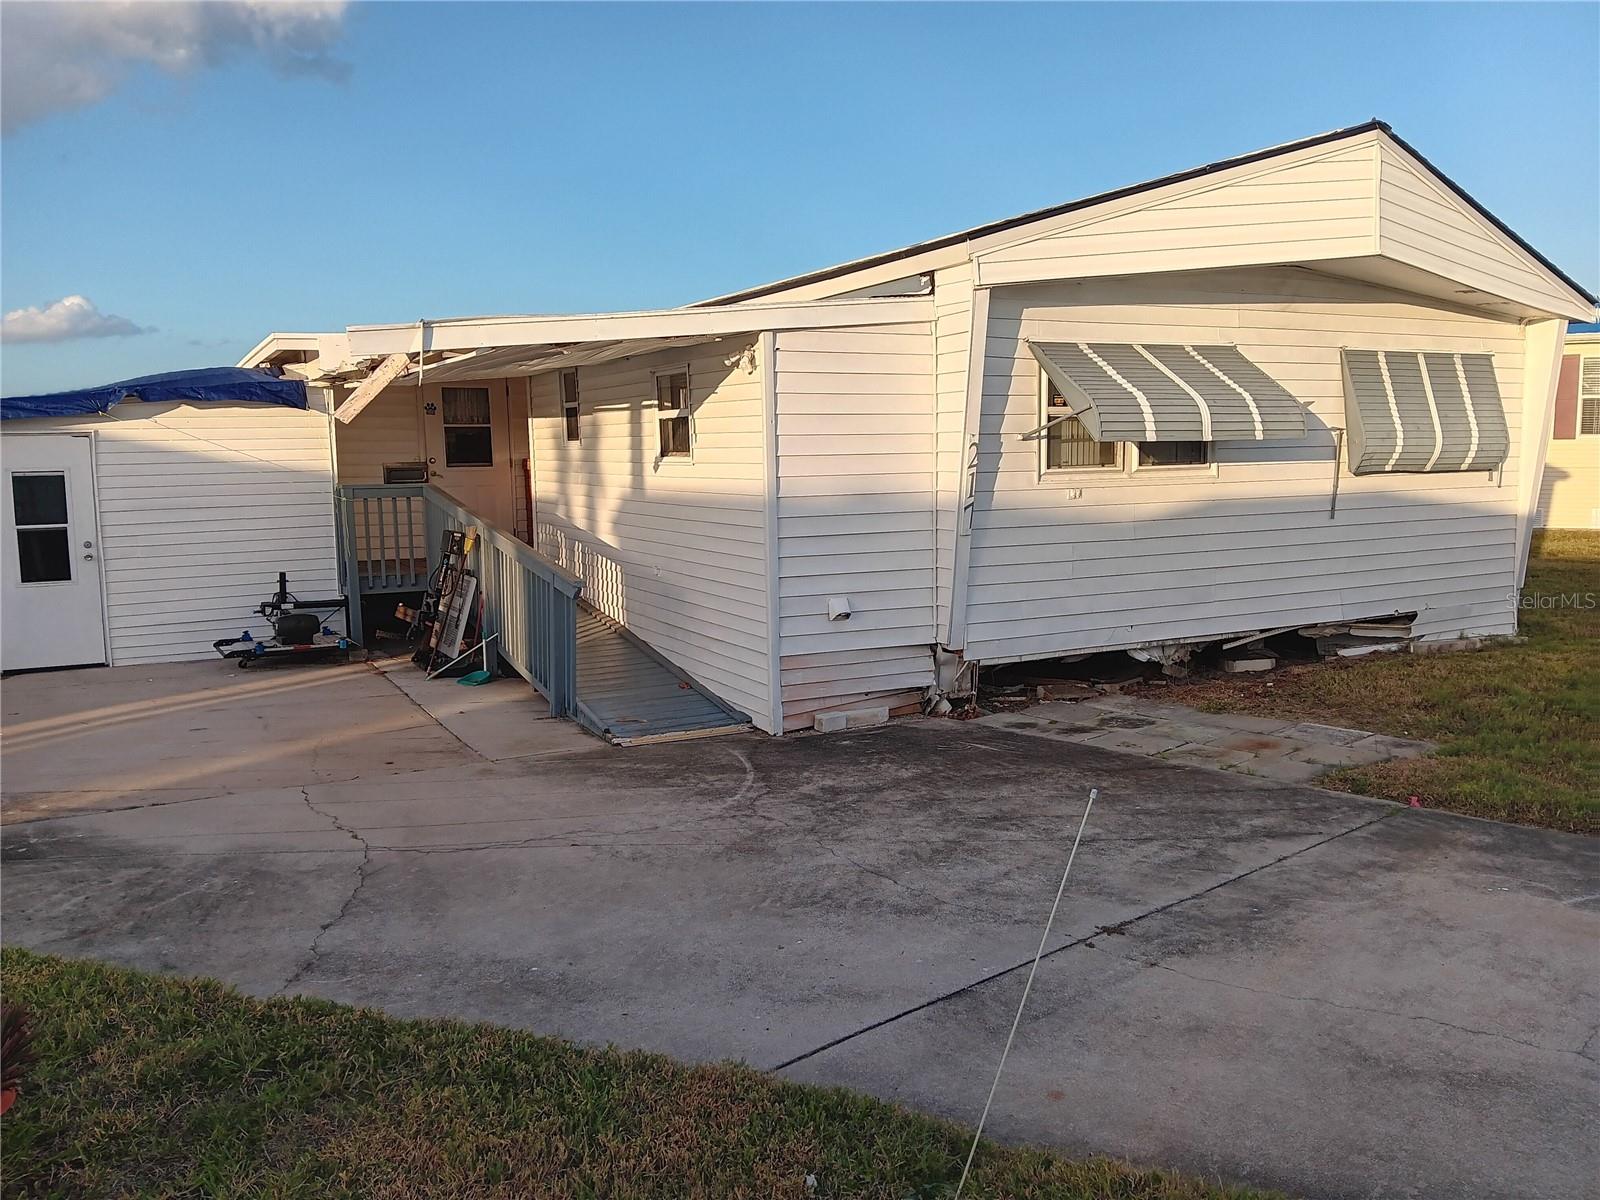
[703,119,1595,309]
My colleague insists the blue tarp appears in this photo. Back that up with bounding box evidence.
[1,367,308,422]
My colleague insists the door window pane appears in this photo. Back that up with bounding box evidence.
[441,387,492,425]
[17,528,71,583]
[13,474,67,525]
[444,427,494,467]
[440,386,493,466]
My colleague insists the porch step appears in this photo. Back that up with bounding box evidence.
[574,605,750,745]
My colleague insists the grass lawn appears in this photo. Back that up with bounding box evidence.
[1152,530,1599,834]
[0,948,1274,1200]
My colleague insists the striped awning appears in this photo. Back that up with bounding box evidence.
[1029,342,1307,442]
[1341,350,1508,474]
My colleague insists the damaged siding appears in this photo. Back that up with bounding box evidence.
[963,266,1529,664]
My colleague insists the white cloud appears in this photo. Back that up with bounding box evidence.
[1,295,152,343]
[1,1,350,134]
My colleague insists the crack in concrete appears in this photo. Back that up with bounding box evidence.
[1085,945,1588,1059]
[1577,1024,1600,1061]
[276,788,373,996]
[768,807,1401,1072]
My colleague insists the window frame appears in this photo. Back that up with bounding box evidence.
[1038,369,1217,482]
[10,469,75,586]
[652,364,693,462]
[439,385,496,468]
[1039,375,1121,476]
[560,368,581,444]
[1130,440,1216,474]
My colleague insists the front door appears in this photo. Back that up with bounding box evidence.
[422,382,512,528]
[2,434,107,671]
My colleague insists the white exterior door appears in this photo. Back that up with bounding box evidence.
[422,382,514,528]
[2,434,107,670]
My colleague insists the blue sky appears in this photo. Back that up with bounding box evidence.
[2,1,1596,395]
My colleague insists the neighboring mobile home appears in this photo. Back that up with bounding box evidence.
[247,121,1596,735]
[0,369,339,671]
[1538,322,1600,529]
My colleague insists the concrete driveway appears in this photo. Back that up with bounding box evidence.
[3,662,1596,1200]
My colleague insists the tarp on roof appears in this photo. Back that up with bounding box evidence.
[1,367,308,422]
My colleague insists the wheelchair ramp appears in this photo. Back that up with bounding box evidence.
[574,605,751,745]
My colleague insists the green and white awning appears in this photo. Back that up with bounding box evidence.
[1341,350,1508,474]
[1029,341,1308,442]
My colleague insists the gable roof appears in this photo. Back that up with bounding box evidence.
[700,120,1595,310]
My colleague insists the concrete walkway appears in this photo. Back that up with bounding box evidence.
[2,661,1595,1200]
[979,693,1434,784]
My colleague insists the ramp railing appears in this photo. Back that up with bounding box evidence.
[336,483,584,720]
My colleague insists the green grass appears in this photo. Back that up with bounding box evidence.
[0,949,1275,1200]
[1159,530,1599,834]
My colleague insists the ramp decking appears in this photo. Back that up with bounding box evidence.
[574,605,750,744]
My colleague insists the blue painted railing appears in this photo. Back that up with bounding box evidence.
[336,483,583,719]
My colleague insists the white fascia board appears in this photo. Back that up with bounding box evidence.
[695,242,969,306]
[345,296,935,356]
[236,331,326,368]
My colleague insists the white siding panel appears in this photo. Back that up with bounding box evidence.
[773,322,939,719]
[933,261,974,639]
[5,401,339,666]
[1377,143,1580,318]
[964,267,1530,663]
[977,143,1380,286]
[530,339,774,730]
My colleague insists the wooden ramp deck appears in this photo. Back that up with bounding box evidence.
[574,605,750,745]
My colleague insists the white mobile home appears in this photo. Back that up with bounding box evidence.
[0,369,340,671]
[254,121,1596,736]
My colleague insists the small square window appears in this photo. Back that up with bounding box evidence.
[561,369,581,443]
[655,370,691,457]
[1137,441,1210,467]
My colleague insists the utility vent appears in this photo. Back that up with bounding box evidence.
[383,462,427,484]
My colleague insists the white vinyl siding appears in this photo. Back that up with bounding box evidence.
[975,140,1381,287]
[530,341,774,731]
[3,400,340,666]
[774,322,937,729]
[1376,142,1582,319]
[963,266,1531,663]
[332,385,425,484]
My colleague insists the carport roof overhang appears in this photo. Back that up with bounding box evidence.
[343,296,935,379]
